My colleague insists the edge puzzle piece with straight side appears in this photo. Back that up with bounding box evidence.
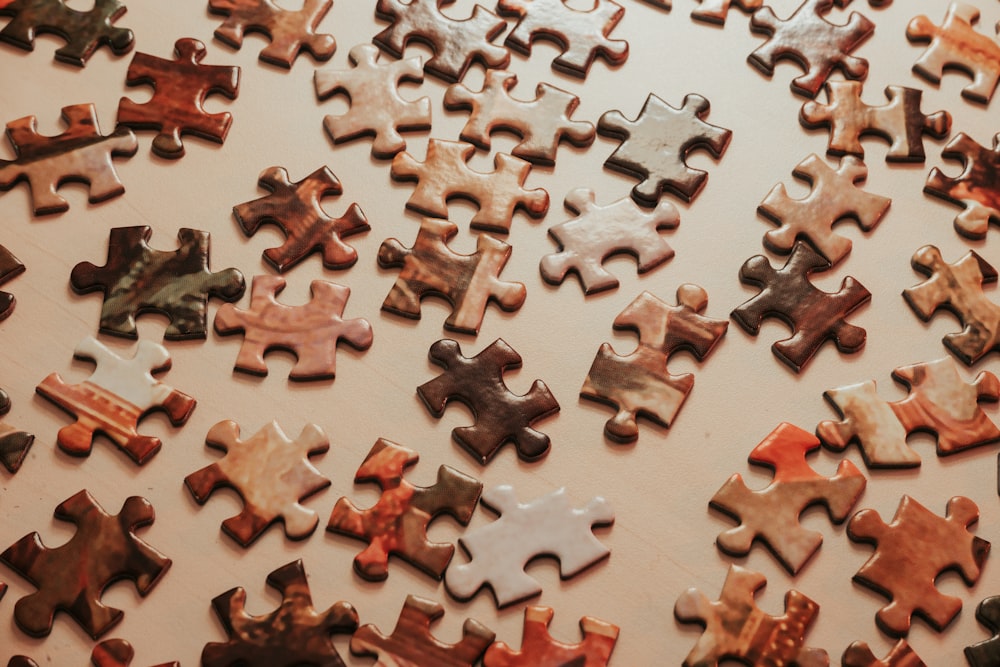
[0,489,171,639]
[582,285,728,443]
[482,605,619,667]
[35,336,196,465]
[89,639,179,667]
[966,596,1000,667]
[842,640,926,667]
[208,0,336,68]
[709,422,866,574]
[417,338,560,464]
[925,132,1000,240]
[674,565,828,667]
[445,485,614,607]
[0,0,133,66]
[202,559,359,667]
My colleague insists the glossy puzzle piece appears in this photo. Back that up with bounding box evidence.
[351,594,495,667]
[907,3,1000,105]
[966,596,1000,667]
[0,489,170,639]
[373,0,509,83]
[0,243,24,321]
[848,495,990,636]
[758,153,890,265]
[208,0,335,68]
[185,420,331,547]
[924,132,1000,240]
[378,217,526,334]
[674,565,828,667]
[0,0,133,66]
[443,69,595,165]
[417,338,559,464]
[445,485,614,607]
[710,422,866,574]
[0,382,34,474]
[70,225,246,340]
[818,357,1000,467]
[89,639,179,667]
[0,103,137,215]
[214,275,372,380]
[233,165,369,272]
[35,336,196,465]
[314,43,431,159]
[801,81,951,163]
[329,438,481,580]
[903,245,1000,365]
[731,241,871,372]
[117,38,240,159]
[391,138,548,234]
[597,93,732,205]
[496,0,628,78]
[482,605,619,667]
[691,0,763,26]
[540,188,679,294]
[843,640,926,667]
[202,559,359,666]
[582,286,727,442]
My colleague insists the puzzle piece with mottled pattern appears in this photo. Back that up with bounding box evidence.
[483,605,619,667]
[0,0,133,66]
[208,0,335,68]
[925,132,1000,240]
[843,640,926,667]
[966,596,1000,667]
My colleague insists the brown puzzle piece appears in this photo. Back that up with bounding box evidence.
[966,595,1000,667]
[843,640,927,667]
[0,0,133,66]
[10,639,179,667]
[925,132,1000,240]
[482,605,619,667]
[0,380,34,474]
[208,0,335,68]
[0,243,23,321]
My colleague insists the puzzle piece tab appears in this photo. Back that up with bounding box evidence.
[966,596,1000,667]
[925,132,1000,240]
[0,0,133,66]
[208,0,335,68]
[843,640,926,667]
[483,605,619,667]
[89,639,179,667]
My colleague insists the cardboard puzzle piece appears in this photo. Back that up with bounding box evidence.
[445,485,614,607]
[117,38,240,159]
[496,0,628,78]
[597,93,732,205]
[801,81,951,163]
[233,165,369,272]
[0,489,170,639]
[373,0,509,83]
[842,640,926,667]
[351,594,495,667]
[418,338,560,463]
[0,103,137,215]
[966,596,1000,667]
[89,639,179,667]
[731,241,871,372]
[482,605,619,667]
[214,275,372,380]
[314,43,431,158]
[691,0,763,26]
[759,153,890,266]
[0,382,34,474]
[818,357,1000,467]
[391,138,549,234]
[907,3,1000,104]
[0,0,133,66]
[35,336,196,465]
[443,69,595,165]
[208,0,335,68]
[848,495,990,636]
[903,245,1000,365]
[674,565,828,667]
[329,438,481,580]
[925,132,1000,240]
[710,422,866,574]
[0,243,23,321]
[202,559,359,667]
[582,286,728,442]
[70,225,246,340]
[185,420,331,547]
[378,218,526,334]
[540,188,678,294]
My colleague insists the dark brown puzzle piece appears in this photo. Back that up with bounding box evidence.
[966,595,1000,667]
[90,639,179,667]
[924,132,1000,240]
[208,0,335,68]
[842,639,926,667]
[0,381,34,474]
[0,0,133,66]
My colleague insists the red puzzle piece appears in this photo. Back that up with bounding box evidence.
[483,605,619,666]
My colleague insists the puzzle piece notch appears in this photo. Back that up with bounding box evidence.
[848,495,990,636]
[691,0,763,26]
[0,489,171,639]
[966,596,1000,667]
[674,565,828,667]
[482,605,619,667]
[496,0,628,78]
[445,485,614,607]
[185,420,331,547]
[0,0,133,66]
[581,285,728,442]
[328,438,482,581]
[842,640,926,667]
[314,43,431,158]
[208,0,335,68]
[35,336,196,465]
[598,93,732,206]
[710,422,866,574]
[233,165,369,272]
[731,241,871,372]
[378,217,526,334]
[540,188,679,295]
[418,338,559,464]
[443,69,595,165]
[202,559,359,666]
[925,132,1000,240]
[70,225,246,340]
[117,38,240,159]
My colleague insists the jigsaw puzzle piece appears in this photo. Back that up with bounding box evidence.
[89,639,179,667]
[208,0,335,68]
[925,132,1000,240]
[0,383,34,474]
[842,639,926,667]
[0,244,23,321]
[0,0,133,66]
[482,605,619,666]
[966,596,1000,667]
[691,0,763,25]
